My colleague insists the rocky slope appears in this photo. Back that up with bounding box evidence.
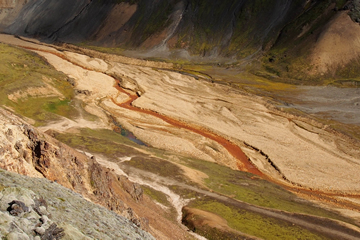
[1,0,360,80]
[0,169,154,240]
[0,106,192,239]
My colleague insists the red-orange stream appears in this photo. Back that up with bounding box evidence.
[16,42,360,207]
[113,83,360,208]
[113,81,263,176]
[18,44,260,176]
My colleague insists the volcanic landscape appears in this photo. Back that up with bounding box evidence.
[1,1,360,239]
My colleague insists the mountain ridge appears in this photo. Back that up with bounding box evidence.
[1,0,359,82]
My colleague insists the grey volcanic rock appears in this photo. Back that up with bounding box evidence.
[0,106,159,238]
[0,169,155,240]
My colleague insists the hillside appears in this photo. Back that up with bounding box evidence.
[0,103,190,239]
[0,33,359,239]
[1,0,360,80]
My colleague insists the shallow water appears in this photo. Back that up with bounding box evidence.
[111,119,147,146]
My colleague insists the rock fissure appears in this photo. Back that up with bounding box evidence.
[47,0,93,40]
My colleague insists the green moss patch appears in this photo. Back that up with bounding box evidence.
[0,43,76,125]
[52,128,146,158]
[187,198,328,240]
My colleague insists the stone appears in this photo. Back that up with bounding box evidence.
[75,89,91,96]
[0,187,35,212]
[66,78,76,86]
[39,206,48,216]
[5,128,13,141]
[14,141,23,152]
[8,200,29,216]
[6,232,30,240]
[40,215,49,225]
[42,223,65,240]
[35,226,46,235]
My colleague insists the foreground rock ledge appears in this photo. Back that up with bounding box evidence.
[0,169,155,240]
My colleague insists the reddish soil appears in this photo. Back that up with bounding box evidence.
[113,81,263,176]
[17,41,360,211]
[113,83,360,211]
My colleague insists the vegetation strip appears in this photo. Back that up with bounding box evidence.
[126,167,360,240]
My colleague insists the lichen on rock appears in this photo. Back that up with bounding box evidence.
[0,170,155,239]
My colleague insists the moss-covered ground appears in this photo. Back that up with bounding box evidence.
[52,128,147,158]
[178,157,354,224]
[186,197,329,240]
[0,43,76,126]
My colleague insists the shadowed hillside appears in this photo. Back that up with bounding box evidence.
[1,0,360,82]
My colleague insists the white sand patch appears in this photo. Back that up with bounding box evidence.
[119,156,132,162]
[64,51,109,72]
[33,51,118,100]
[38,116,109,133]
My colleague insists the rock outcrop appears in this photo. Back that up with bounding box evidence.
[0,169,154,239]
[0,106,156,237]
[0,106,192,239]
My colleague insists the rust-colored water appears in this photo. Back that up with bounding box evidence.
[17,42,360,208]
[113,81,264,176]
[112,82,360,208]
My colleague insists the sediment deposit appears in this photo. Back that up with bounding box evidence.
[2,34,360,196]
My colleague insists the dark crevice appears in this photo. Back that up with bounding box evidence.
[48,0,93,40]
[243,141,302,187]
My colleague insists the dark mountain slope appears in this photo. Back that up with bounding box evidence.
[1,0,359,80]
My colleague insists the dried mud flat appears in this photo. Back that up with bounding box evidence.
[1,34,360,214]
[284,86,360,125]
